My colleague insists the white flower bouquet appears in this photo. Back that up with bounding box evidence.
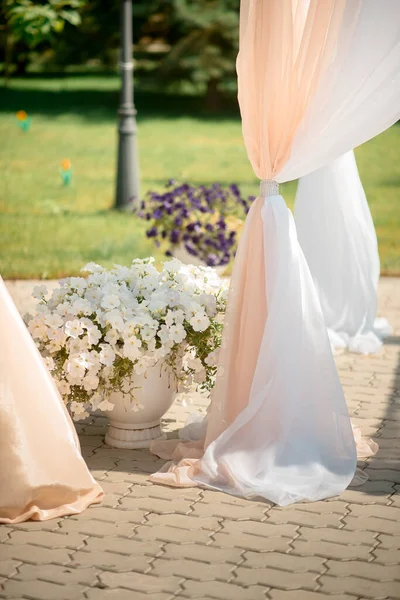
[26,258,228,420]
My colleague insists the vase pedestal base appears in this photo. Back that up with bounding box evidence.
[105,419,166,449]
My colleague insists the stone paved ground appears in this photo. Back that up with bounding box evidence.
[1,278,400,600]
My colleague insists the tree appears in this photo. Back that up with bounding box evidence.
[1,0,84,83]
[158,0,240,110]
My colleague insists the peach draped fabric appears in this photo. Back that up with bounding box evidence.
[0,278,103,523]
[150,0,399,504]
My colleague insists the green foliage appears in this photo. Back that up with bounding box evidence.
[158,0,240,106]
[5,0,84,47]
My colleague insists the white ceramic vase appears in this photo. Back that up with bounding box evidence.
[172,244,226,277]
[104,363,176,449]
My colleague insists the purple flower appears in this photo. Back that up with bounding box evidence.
[146,226,158,238]
[170,230,180,244]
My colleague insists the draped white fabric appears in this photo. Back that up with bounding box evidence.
[193,196,357,505]
[278,1,400,182]
[150,1,399,506]
[295,150,392,354]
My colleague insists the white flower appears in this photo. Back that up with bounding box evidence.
[86,326,102,346]
[187,355,204,372]
[123,337,142,360]
[141,325,157,342]
[70,401,89,420]
[44,313,64,329]
[83,373,99,391]
[57,379,71,395]
[190,312,210,332]
[65,319,84,338]
[85,288,102,304]
[97,399,115,412]
[64,359,86,380]
[158,324,171,344]
[71,298,92,316]
[101,294,121,310]
[148,299,168,313]
[68,277,87,294]
[105,310,125,331]
[169,324,186,344]
[124,320,138,336]
[105,329,119,345]
[56,303,71,317]
[44,356,55,371]
[82,262,103,274]
[205,349,219,367]
[99,344,116,367]
[32,284,48,299]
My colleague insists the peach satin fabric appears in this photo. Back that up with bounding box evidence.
[0,278,103,523]
[150,197,267,485]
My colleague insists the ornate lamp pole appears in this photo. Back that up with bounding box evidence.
[115,0,140,210]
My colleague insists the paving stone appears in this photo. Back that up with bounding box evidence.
[85,591,170,600]
[181,579,266,600]
[5,530,86,549]
[161,542,242,564]
[118,496,194,514]
[326,559,400,581]
[69,506,146,523]
[0,544,71,565]
[0,560,20,579]
[14,564,98,586]
[145,513,219,531]
[268,592,353,600]
[348,503,400,521]
[298,525,375,546]
[344,515,400,535]
[193,500,267,520]
[212,531,293,553]
[83,536,161,556]
[70,549,152,572]
[0,579,85,599]
[134,524,211,544]
[373,548,400,564]
[266,508,343,528]
[377,534,400,549]
[99,571,182,594]
[59,517,136,537]
[319,574,400,598]
[243,551,325,573]
[235,565,318,590]
[221,520,298,539]
[291,539,372,560]
[150,557,233,581]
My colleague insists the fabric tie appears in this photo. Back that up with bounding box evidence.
[260,180,279,197]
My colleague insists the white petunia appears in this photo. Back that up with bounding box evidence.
[56,303,71,317]
[148,299,168,313]
[141,325,157,342]
[71,298,92,316]
[65,319,84,338]
[105,310,125,331]
[190,312,210,332]
[123,337,142,360]
[205,349,219,367]
[105,329,119,345]
[83,373,99,391]
[70,401,89,420]
[97,399,115,412]
[101,294,121,310]
[68,277,87,294]
[57,379,71,395]
[85,287,102,304]
[44,356,55,371]
[44,313,64,329]
[169,324,186,344]
[64,359,86,380]
[32,284,48,299]
[82,262,104,274]
[86,326,102,346]
[99,344,116,367]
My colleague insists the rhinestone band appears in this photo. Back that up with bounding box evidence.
[260,180,279,197]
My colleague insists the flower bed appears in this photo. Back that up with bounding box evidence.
[138,181,255,267]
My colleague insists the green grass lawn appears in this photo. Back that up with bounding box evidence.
[0,74,399,278]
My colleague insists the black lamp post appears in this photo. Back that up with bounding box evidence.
[115,0,140,210]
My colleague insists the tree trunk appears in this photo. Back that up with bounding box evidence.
[205,77,221,112]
